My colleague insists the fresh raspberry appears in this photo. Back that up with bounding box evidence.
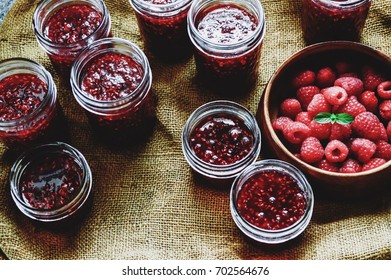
[316,67,336,88]
[351,112,381,141]
[307,94,331,118]
[350,138,377,163]
[361,66,385,91]
[339,72,359,79]
[358,90,378,113]
[329,123,352,141]
[282,121,311,144]
[296,86,320,110]
[321,86,348,106]
[377,81,391,100]
[309,120,331,140]
[336,96,366,117]
[324,140,349,163]
[334,77,364,96]
[362,158,387,171]
[292,70,316,89]
[295,112,312,126]
[335,61,354,75]
[272,116,293,132]
[339,159,362,173]
[375,140,391,161]
[379,122,388,141]
[379,100,391,121]
[315,159,339,172]
[300,137,325,163]
[387,121,391,141]
[280,98,302,119]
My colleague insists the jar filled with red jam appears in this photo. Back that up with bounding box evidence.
[187,0,266,94]
[182,100,261,183]
[33,0,112,78]
[71,37,156,145]
[130,0,193,60]
[0,58,67,151]
[230,159,314,244]
[301,0,371,44]
[10,142,92,226]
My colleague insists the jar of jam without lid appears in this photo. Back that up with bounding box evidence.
[70,37,156,145]
[230,159,314,244]
[130,0,193,60]
[10,142,92,227]
[187,0,266,94]
[301,0,371,44]
[0,58,67,151]
[33,0,112,79]
[182,100,261,185]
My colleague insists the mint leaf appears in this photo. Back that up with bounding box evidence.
[314,112,354,125]
[314,112,332,124]
[336,113,354,125]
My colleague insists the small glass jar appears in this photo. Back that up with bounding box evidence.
[187,0,266,94]
[182,100,261,184]
[129,0,193,60]
[33,0,112,79]
[10,142,92,226]
[0,58,67,151]
[230,159,314,244]
[70,37,156,145]
[301,0,371,44]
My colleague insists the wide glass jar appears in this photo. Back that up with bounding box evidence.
[182,100,261,185]
[10,142,92,227]
[33,0,112,79]
[301,0,371,44]
[230,159,314,244]
[130,0,193,60]
[187,0,266,94]
[70,37,156,145]
[0,58,67,151]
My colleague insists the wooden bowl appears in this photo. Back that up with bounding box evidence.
[257,41,391,197]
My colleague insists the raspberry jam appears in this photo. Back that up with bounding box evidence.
[182,100,261,182]
[301,0,371,44]
[10,142,92,225]
[71,38,156,145]
[0,58,67,150]
[188,0,265,94]
[33,0,111,78]
[230,160,314,244]
[130,0,193,60]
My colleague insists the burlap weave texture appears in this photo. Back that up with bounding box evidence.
[0,0,390,260]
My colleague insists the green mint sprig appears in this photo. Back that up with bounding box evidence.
[314,112,354,125]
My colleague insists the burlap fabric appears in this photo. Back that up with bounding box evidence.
[0,0,390,260]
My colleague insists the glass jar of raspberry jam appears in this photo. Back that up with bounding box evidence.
[187,0,266,94]
[182,100,261,184]
[0,58,67,151]
[130,0,193,60]
[10,142,92,226]
[301,0,371,44]
[70,37,156,145]
[33,0,112,79]
[230,159,314,244]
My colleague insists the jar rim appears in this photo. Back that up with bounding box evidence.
[130,0,193,15]
[312,0,371,8]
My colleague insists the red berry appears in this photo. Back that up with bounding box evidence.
[300,137,325,163]
[309,120,331,140]
[321,86,348,106]
[358,90,378,113]
[377,81,391,100]
[295,112,312,126]
[351,112,381,141]
[339,159,362,173]
[339,72,359,79]
[387,121,391,141]
[335,61,354,75]
[336,96,366,117]
[334,77,364,96]
[351,138,377,163]
[296,86,320,110]
[307,94,331,118]
[292,70,316,89]
[316,67,336,88]
[375,140,391,161]
[324,140,349,163]
[329,123,352,141]
[282,121,311,144]
[362,158,387,171]
[379,122,388,141]
[362,66,385,91]
[379,100,391,121]
[315,159,339,172]
[272,116,293,132]
[280,98,302,119]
